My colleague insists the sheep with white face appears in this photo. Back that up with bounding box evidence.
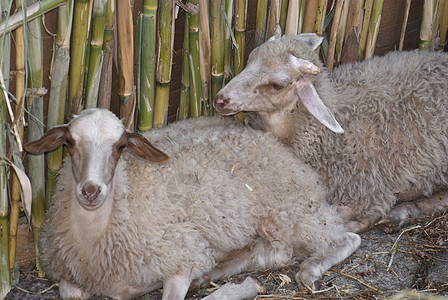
[25,108,360,300]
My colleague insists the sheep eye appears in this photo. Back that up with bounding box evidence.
[117,144,126,152]
[272,83,284,90]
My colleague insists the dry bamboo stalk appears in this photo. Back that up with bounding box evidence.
[285,0,299,34]
[364,0,384,59]
[358,0,374,59]
[302,0,318,33]
[223,0,233,84]
[178,16,190,120]
[198,0,211,115]
[188,0,201,118]
[313,0,327,34]
[8,0,25,282]
[326,0,345,69]
[335,0,350,64]
[399,0,411,50]
[419,0,435,50]
[117,0,135,129]
[267,0,280,38]
[434,0,446,49]
[234,0,247,76]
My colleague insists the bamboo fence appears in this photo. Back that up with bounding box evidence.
[0,0,447,297]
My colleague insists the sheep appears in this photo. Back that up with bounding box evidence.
[214,31,448,233]
[24,108,360,300]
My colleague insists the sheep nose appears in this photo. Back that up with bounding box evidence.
[214,94,229,110]
[82,182,102,202]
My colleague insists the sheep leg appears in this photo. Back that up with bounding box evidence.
[296,232,361,290]
[59,278,91,300]
[202,276,266,300]
[380,190,448,232]
[161,272,193,300]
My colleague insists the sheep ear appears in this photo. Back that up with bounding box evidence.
[293,80,344,133]
[289,55,322,75]
[24,125,69,154]
[125,132,169,163]
[267,24,282,41]
[295,33,323,51]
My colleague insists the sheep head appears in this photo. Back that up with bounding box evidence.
[24,108,169,210]
[214,33,343,134]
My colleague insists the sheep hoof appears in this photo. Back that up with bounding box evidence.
[189,275,209,293]
[377,202,419,233]
[295,271,319,291]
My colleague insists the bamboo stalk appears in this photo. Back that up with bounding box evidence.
[419,0,435,50]
[313,0,327,34]
[68,0,90,115]
[285,0,299,34]
[198,0,210,116]
[223,0,233,84]
[188,0,200,118]
[98,0,114,109]
[267,0,280,38]
[85,0,107,109]
[154,0,174,127]
[439,0,448,50]
[8,0,23,284]
[45,0,73,210]
[0,0,66,37]
[210,0,225,103]
[279,0,289,33]
[0,0,11,295]
[358,0,374,59]
[255,0,269,47]
[302,0,318,33]
[399,0,411,50]
[136,0,157,131]
[326,0,345,69]
[25,0,45,276]
[335,0,350,64]
[117,0,135,129]
[364,0,384,59]
[341,0,362,63]
[178,15,190,121]
[234,0,247,76]
[298,0,306,33]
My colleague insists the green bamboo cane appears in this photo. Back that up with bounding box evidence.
[25,0,45,277]
[0,0,66,37]
[223,0,233,85]
[137,0,157,131]
[188,0,201,118]
[98,0,114,109]
[198,0,210,116]
[358,0,373,59]
[85,0,107,109]
[364,0,383,59]
[9,0,25,283]
[45,0,73,210]
[68,0,90,115]
[0,0,11,294]
[234,0,247,76]
[279,0,289,33]
[178,15,190,121]
[154,0,174,127]
[255,0,269,47]
[117,0,135,129]
[210,0,225,103]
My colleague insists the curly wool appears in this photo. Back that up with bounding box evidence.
[39,116,348,298]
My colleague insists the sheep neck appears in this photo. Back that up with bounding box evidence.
[69,181,116,243]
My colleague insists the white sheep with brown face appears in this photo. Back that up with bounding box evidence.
[25,108,360,300]
[214,32,448,233]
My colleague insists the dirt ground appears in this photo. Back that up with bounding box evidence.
[5,212,448,300]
